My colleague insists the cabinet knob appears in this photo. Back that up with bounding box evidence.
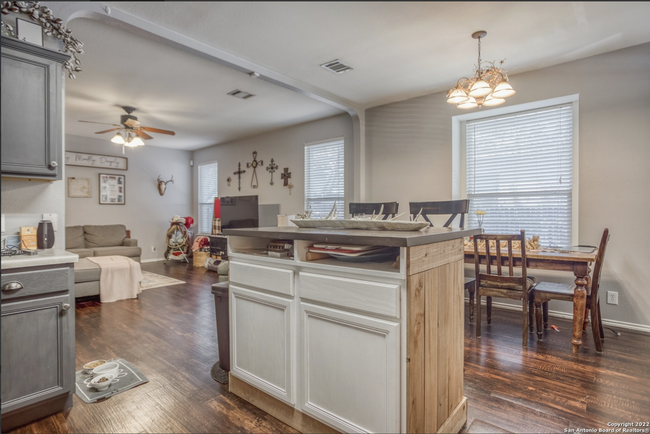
[62,303,71,311]
[49,161,58,169]
[2,281,24,291]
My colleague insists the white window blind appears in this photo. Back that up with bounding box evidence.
[305,138,344,219]
[198,162,218,234]
[466,103,574,247]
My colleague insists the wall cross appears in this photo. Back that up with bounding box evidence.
[233,162,246,192]
[246,151,263,189]
[281,168,291,186]
[266,158,279,185]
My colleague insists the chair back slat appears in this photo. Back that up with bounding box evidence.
[408,199,469,228]
[349,202,399,220]
[495,243,502,276]
[590,228,610,311]
[508,239,514,276]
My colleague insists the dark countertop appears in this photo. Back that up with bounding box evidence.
[223,226,482,247]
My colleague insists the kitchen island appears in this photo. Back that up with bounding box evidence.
[222,226,480,433]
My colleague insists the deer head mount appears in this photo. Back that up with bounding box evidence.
[157,175,174,196]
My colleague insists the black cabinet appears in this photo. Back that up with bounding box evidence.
[1,37,69,180]
[1,264,75,432]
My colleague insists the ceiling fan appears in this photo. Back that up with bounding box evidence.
[78,106,175,148]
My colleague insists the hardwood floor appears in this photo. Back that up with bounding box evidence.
[10,261,650,433]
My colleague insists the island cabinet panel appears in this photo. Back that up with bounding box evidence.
[299,272,400,318]
[230,284,295,405]
[406,253,466,433]
[299,302,400,433]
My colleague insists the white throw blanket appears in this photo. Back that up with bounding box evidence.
[87,256,143,303]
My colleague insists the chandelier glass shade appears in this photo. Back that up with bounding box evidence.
[447,31,515,109]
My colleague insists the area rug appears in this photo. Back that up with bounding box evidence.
[75,358,148,404]
[140,270,185,290]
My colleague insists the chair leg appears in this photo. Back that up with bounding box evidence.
[597,301,605,340]
[591,301,604,353]
[469,287,475,324]
[522,297,528,347]
[528,300,534,333]
[543,301,549,329]
[487,296,492,325]
[476,292,482,339]
[535,302,543,340]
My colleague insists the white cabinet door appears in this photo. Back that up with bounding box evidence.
[230,284,294,405]
[300,302,400,433]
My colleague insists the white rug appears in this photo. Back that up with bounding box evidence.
[140,271,185,290]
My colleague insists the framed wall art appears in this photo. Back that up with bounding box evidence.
[65,151,128,170]
[67,177,92,198]
[99,174,125,205]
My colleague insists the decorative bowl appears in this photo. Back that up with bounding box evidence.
[83,359,107,374]
[90,373,115,391]
[92,361,120,378]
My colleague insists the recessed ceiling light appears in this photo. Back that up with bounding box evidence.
[228,89,255,99]
[320,59,353,74]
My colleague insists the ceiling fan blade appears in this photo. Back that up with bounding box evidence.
[124,118,140,128]
[95,128,122,134]
[140,126,176,136]
[134,129,153,140]
[79,120,121,127]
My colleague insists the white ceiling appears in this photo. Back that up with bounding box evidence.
[63,2,650,151]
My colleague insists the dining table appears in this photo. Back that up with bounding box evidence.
[464,246,598,355]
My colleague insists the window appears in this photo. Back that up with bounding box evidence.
[464,101,576,247]
[198,162,218,234]
[305,138,344,219]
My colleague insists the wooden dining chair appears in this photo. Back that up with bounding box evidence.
[474,230,535,347]
[349,202,399,220]
[409,199,469,228]
[533,229,610,352]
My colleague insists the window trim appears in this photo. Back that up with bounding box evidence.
[197,160,219,235]
[452,94,579,245]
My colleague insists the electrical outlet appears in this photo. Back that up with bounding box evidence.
[151,245,156,252]
[42,213,58,230]
[607,291,618,305]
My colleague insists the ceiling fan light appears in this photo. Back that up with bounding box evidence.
[483,94,506,106]
[447,88,469,104]
[468,80,492,97]
[111,132,125,144]
[457,97,478,109]
[127,136,145,147]
[492,81,516,98]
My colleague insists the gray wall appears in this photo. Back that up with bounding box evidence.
[366,42,650,328]
[65,135,192,261]
[192,113,354,233]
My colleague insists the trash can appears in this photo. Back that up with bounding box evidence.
[211,282,230,372]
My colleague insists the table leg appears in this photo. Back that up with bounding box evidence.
[572,264,589,355]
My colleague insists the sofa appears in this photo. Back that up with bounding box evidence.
[66,225,142,298]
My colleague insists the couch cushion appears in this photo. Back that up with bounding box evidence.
[74,259,101,283]
[66,226,86,249]
[66,248,95,259]
[83,225,127,248]
[92,246,142,259]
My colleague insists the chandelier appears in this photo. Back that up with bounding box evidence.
[446,31,515,109]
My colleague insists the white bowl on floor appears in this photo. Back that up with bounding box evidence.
[90,374,115,391]
[83,359,107,374]
[92,361,120,378]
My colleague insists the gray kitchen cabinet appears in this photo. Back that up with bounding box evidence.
[1,263,75,432]
[1,36,69,180]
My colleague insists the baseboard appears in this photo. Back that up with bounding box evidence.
[141,258,165,263]
[466,297,650,334]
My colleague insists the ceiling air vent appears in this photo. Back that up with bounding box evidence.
[228,89,255,99]
[320,59,353,74]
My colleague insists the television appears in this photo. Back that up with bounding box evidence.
[220,195,259,229]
